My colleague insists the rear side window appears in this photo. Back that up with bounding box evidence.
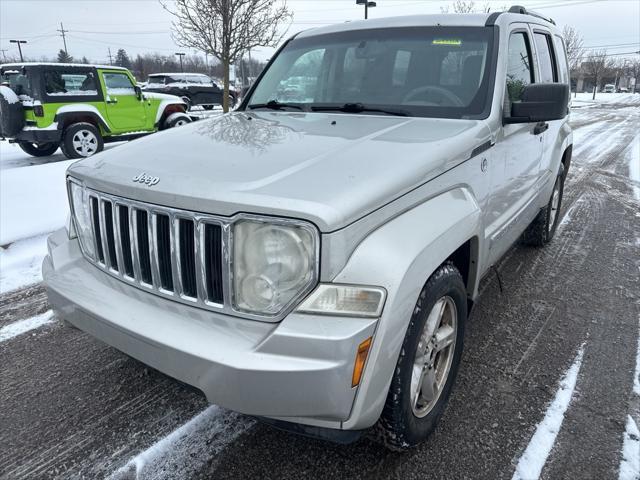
[534,32,557,83]
[44,70,98,97]
[102,72,135,95]
[506,32,534,102]
[554,35,569,84]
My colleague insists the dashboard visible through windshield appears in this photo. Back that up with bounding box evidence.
[247,26,496,119]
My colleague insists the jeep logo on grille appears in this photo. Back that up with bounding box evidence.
[132,172,160,187]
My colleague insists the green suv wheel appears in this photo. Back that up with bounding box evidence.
[61,122,104,159]
[18,141,59,157]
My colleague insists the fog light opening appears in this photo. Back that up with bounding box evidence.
[351,336,372,388]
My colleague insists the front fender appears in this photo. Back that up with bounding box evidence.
[335,187,482,430]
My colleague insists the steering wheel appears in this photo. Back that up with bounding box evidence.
[402,85,464,107]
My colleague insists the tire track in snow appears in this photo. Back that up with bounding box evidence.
[512,344,585,480]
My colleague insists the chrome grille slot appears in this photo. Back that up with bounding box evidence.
[155,213,174,292]
[103,200,118,271]
[118,205,134,278]
[179,218,197,298]
[204,223,224,304]
[136,210,153,285]
[90,196,105,264]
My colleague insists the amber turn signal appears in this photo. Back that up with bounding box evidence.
[351,336,373,387]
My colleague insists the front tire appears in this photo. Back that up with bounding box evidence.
[18,141,59,157]
[60,123,104,159]
[522,164,565,247]
[376,262,467,451]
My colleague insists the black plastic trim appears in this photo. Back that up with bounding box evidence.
[470,140,494,159]
[256,416,364,445]
[485,11,504,26]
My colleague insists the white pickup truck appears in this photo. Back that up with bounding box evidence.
[44,6,572,450]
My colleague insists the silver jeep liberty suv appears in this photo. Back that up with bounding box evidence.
[44,6,572,450]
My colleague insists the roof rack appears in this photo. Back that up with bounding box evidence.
[508,5,556,25]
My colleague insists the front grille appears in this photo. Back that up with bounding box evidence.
[82,189,226,311]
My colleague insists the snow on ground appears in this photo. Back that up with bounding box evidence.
[512,345,585,480]
[618,415,640,480]
[0,233,50,294]
[0,310,55,342]
[109,406,254,480]
[626,134,640,201]
[572,92,640,109]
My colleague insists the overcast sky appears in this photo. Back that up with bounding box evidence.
[1,0,638,64]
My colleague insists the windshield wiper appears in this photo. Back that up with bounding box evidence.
[247,100,306,111]
[310,103,409,117]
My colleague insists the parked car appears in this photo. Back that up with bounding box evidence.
[143,73,237,110]
[603,84,615,93]
[44,6,572,450]
[0,63,190,159]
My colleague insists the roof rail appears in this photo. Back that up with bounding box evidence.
[508,5,556,25]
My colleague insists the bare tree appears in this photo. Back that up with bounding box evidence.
[440,1,504,13]
[162,0,292,112]
[583,50,614,99]
[562,25,584,96]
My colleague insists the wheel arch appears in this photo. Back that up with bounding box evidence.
[155,101,187,128]
[332,187,483,430]
[54,105,110,135]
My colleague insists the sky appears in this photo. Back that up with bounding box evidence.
[1,0,639,65]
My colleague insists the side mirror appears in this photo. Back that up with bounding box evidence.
[504,83,569,124]
[134,85,143,100]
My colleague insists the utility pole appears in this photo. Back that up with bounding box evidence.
[107,48,113,65]
[175,52,185,72]
[356,0,376,19]
[9,40,27,61]
[57,22,69,55]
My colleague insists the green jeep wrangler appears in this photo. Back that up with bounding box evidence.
[0,63,191,159]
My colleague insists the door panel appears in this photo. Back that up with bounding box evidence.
[100,71,147,132]
[486,26,543,265]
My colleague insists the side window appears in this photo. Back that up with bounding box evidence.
[44,70,98,96]
[102,72,135,95]
[506,32,534,102]
[534,32,557,83]
[554,35,569,84]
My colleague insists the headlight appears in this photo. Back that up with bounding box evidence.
[68,178,95,259]
[232,218,318,316]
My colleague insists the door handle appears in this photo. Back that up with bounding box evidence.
[533,121,548,135]
[106,98,118,104]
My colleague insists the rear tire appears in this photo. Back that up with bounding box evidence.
[164,112,192,129]
[522,164,565,247]
[60,123,104,159]
[18,141,59,157]
[376,262,467,451]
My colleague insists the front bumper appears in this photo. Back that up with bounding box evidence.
[43,229,377,429]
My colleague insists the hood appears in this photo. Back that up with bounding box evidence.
[143,91,182,101]
[68,111,490,232]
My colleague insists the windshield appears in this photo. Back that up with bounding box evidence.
[247,26,495,119]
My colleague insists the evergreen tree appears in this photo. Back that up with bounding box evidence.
[81,56,90,64]
[57,49,73,63]
[115,49,131,69]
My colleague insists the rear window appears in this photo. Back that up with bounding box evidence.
[44,69,99,97]
[1,70,32,97]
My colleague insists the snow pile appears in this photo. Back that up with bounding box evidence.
[0,233,50,294]
[572,92,640,108]
[49,90,98,96]
[0,85,20,104]
[0,158,74,245]
[619,415,640,480]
